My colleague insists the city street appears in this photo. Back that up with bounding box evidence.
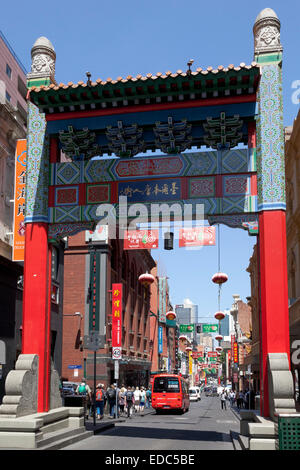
[2,2,300,453]
[63,396,240,451]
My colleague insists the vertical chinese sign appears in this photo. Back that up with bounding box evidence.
[158,277,167,323]
[233,342,238,363]
[158,326,163,354]
[112,283,122,360]
[189,351,193,376]
[13,139,26,262]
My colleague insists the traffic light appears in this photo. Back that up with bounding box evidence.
[196,325,201,334]
[164,232,174,250]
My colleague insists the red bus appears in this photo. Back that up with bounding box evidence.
[151,373,190,414]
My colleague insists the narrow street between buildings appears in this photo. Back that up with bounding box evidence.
[63,395,240,451]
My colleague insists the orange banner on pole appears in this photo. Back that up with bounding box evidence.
[12,139,26,262]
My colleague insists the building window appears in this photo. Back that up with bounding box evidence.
[6,64,12,79]
[18,75,27,100]
[5,91,11,102]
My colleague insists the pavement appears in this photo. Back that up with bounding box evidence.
[84,408,153,434]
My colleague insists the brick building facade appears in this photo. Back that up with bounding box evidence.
[149,266,177,378]
[62,229,156,388]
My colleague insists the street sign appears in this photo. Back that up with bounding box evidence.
[179,324,194,333]
[84,331,102,350]
[112,347,122,360]
[202,324,218,333]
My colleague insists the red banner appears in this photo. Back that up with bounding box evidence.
[207,351,218,357]
[112,283,122,353]
[179,227,216,247]
[233,342,238,363]
[124,230,159,250]
[231,334,235,358]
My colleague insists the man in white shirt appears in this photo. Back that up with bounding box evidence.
[220,390,227,410]
[134,387,141,413]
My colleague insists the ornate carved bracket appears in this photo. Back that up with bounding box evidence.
[106,121,145,158]
[203,112,243,149]
[59,126,100,160]
[154,117,192,154]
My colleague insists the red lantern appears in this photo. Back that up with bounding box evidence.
[186,346,192,352]
[138,273,155,287]
[212,272,228,284]
[214,311,225,321]
[215,346,223,352]
[166,311,176,321]
[215,334,223,342]
[179,335,187,341]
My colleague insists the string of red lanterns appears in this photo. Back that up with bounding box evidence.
[212,224,228,357]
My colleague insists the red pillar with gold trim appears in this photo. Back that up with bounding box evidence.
[254,8,290,417]
[22,223,52,412]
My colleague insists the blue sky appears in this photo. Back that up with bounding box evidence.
[2,0,300,319]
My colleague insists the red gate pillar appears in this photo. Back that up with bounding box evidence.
[254,9,291,417]
[23,37,58,413]
[22,223,52,412]
[258,211,290,417]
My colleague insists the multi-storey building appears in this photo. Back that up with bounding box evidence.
[285,117,300,400]
[175,299,198,344]
[62,228,156,388]
[0,31,27,400]
[149,267,176,376]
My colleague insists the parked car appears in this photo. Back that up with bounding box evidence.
[189,388,199,401]
[62,381,79,397]
[204,386,218,397]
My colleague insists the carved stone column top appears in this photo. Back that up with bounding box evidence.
[253,8,283,56]
[27,36,56,85]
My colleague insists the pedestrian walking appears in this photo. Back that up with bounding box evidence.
[125,387,135,418]
[106,384,117,418]
[239,391,245,409]
[134,386,141,413]
[76,378,92,420]
[119,387,126,416]
[95,384,105,420]
[229,390,235,407]
[139,387,146,414]
[145,387,152,409]
[236,391,242,410]
[220,389,227,410]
